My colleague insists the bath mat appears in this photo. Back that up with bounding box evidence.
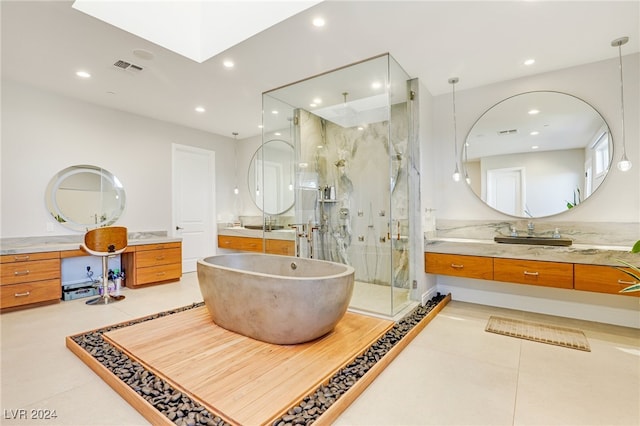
[485,316,590,351]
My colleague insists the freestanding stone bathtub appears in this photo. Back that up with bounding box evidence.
[197,253,355,345]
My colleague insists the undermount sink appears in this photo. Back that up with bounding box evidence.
[494,236,573,247]
[243,225,285,231]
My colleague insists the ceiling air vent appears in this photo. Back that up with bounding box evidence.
[497,129,518,135]
[113,60,143,72]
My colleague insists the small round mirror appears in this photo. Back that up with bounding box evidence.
[248,140,295,215]
[463,91,611,218]
[45,165,126,231]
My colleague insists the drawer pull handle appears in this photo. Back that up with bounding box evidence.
[155,256,165,260]
[523,271,539,276]
[618,279,638,285]
[156,272,166,276]
[14,291,30,297]
[13,255,30,261]
[450,264,464,269]
[14,270,30,276]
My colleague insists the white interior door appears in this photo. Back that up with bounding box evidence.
[172,144,216,273]
[487,167,525,216]
[584,158,593,198]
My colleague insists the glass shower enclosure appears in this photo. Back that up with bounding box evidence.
[261,54,416,317]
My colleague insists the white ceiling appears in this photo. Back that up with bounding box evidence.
[1,1,638,140]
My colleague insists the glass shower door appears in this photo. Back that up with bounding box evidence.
[262,54,414,317]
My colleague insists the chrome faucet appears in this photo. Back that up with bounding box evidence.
[527,221,535,236]
[289,223,307,257]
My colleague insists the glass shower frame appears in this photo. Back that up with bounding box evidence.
[261,54,415,317]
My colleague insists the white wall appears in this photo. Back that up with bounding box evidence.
[1,80,237,237]
[429,54,640,223]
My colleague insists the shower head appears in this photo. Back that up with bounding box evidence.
[335,159,346,167]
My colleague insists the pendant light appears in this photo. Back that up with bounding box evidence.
[612,36,632,172]
[449,77,461,182]
[232,132,240,194]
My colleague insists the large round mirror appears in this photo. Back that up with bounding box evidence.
[45,165,126,231]
[248,140,295,215]
[463,91,611,218]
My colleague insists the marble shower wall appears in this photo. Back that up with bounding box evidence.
[297,104,410,288]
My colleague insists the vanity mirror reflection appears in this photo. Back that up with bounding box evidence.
[463,91,612,218]
[248,140,295,215]
[45,165,126,231]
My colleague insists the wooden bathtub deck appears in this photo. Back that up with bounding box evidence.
[101,306,393,425]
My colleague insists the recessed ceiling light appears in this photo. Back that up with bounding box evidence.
[309,103,317,108]
[223,59,234,68]
[312,17,325,27]
[524,58,536,66]
[530,131,539,136]
[312,98,322,104]
[76,70,91,78]
[371,81,382,89]
[274,132,281,136]
[528,109,540,115]
[531,145,539,150]
[271,110,279,115]
[195,106,206,113]
[357,126,364,131]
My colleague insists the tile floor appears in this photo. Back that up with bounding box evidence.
[1,272,638,425]
[349,280,413,319]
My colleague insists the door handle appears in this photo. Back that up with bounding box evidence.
[176,226,184,230]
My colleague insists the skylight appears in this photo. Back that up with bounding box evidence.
[72,0,322,63]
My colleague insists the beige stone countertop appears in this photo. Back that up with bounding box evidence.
[218,227,295,241]
[424,238,638,267]
[0,232,181,255]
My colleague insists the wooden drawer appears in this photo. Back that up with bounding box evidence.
[574,264,640,297]
[494,258,573,289]
[265,239,295,256]
[136,263,182,286]
[218,235,264,252]
[1,279,61,309]
[0,251,59,263]
[135,242,181,252]
[0,259,60,285]
[425,253,493,280]
[136,248,182,268]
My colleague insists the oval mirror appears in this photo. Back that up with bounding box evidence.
[463,91,612,218]
[45,165,126,231]
[248,140,295,215]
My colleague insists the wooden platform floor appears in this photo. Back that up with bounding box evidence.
[102,307,394,425]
